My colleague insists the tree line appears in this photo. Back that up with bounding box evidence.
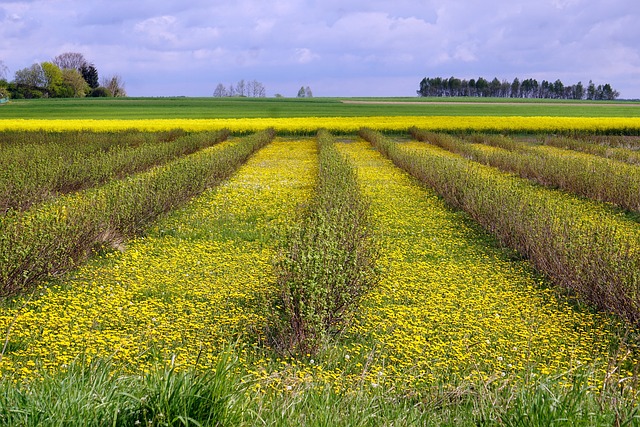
[0,53,126,100]
[417,76,620,100]
[213,79,266,97]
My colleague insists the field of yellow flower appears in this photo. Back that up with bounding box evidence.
[0,137,316,379]
[1,115,640,133]
[1,134,636,407]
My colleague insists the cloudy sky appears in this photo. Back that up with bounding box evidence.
[1,0,638,98]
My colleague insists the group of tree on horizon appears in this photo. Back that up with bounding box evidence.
[213,79,267,98]
[213,80,314,98]
[0,53,126,100]
[417,76,620,100]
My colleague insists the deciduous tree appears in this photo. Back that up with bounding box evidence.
[14,63,46,88]
[41,62,63,97]
[61,68,88,97]
[53,52,87,71]
[235,79,246,97]
[101,74,126,97]
[213,83,227,97]
[0,60,7,81]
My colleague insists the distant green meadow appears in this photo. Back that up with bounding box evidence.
[1,97,639,119]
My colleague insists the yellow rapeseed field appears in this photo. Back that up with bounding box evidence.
[1,116,639,133]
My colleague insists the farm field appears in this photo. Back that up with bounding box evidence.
[1,97,640,119]
[1,100,640,425]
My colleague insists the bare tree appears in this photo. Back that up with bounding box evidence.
[53,52,87,70]
[235,79,246,97]
[0,60,8,80]
[213,83,227,97]
[247,79,266,97]
[305,86,313,98]
[101,74,127,97]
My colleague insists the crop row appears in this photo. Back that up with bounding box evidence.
[361,129,640,325]
[0,129,229,212]
[0,130,274,298]
[268,130,377,355]
[535,135,640,165]
[0,137,317,378]
[410,129,640,214]
[1,116,640,134]
[0,135,637,424]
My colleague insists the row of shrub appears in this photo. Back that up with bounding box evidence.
[410,129,640,215]
[0,129,274,298]
[538,135,640,165]
[0,129,229,212]
[360,128,640,325]
[268,130,378,355]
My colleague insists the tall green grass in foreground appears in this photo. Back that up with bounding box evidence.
[361,128,640,325]
[0,129,274,299]
[0,129,229,212]
[267,130,378,356]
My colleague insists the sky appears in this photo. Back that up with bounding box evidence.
[0,0,638,99]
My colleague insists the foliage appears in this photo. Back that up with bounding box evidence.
[61,68,89,98]
[361,128,640,325]
[80,64,99,89]
[418,75,620,100]
[14,63,46,90]
[0,129,272,298]
[89,86,111,97]
[0,128,230,212]
[40,62,64,97]
[268,130,378,355]
[101,75,126,97]
[411,129,640,214]
[0,134,638,424]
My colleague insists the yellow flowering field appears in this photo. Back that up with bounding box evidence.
[1,134,636,405]
[334,139,637,388]
[1,116,639,133]
[0,138,317,379]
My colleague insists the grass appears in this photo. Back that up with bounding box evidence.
[1,97,640,119]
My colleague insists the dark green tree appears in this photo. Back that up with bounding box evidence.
[80,64,99,89]
[510,78,520,98]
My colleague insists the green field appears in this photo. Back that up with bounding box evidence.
[1,96,640,119]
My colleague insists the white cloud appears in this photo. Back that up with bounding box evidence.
[294,48,319,64]
[0,0,638,97]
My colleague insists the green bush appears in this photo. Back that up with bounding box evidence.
[89,86,111,97]
[268,130,378,355]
